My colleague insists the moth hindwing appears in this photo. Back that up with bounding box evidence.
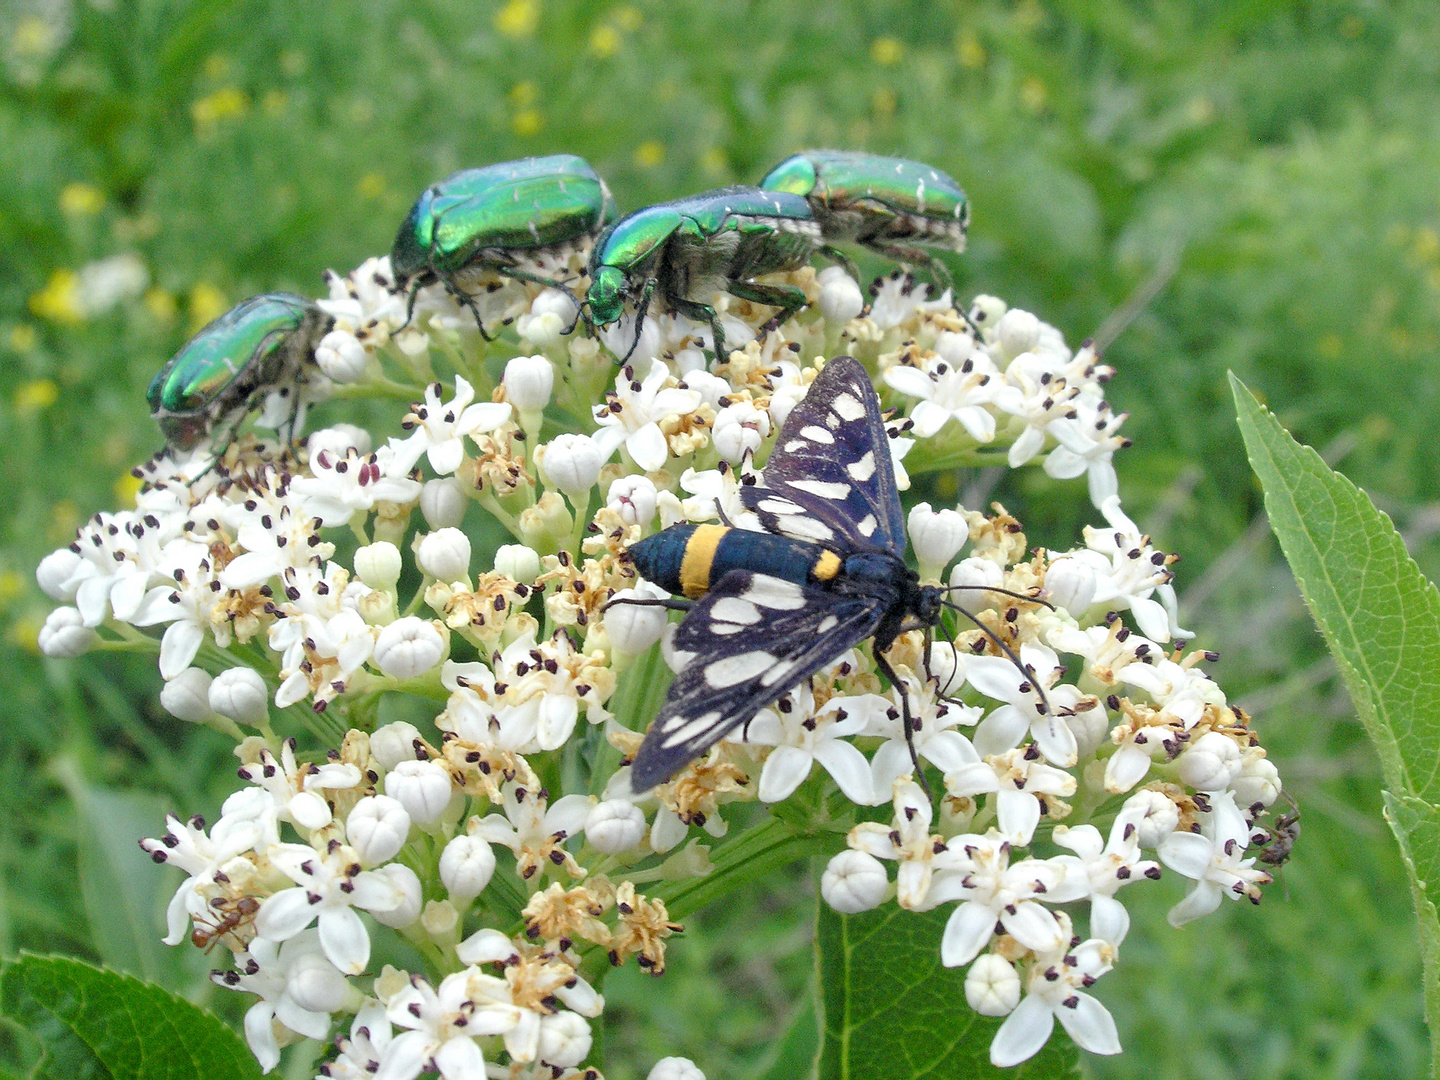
[624,356,948,793]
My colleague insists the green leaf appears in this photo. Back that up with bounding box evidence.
[815,903,1076,1079]
[0,954,263,1080]
[748,978,819,1080]
[1232,374,1440,1073]
[50,757,195,986]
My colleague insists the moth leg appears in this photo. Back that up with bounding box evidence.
[602,596,694,613]
[874,647,932,800]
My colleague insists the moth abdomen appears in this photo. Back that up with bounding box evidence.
[629,523,841,601]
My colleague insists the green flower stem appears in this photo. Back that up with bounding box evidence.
[656,813,846,920]
[476,492,523,539]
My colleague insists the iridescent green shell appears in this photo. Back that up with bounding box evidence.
[392,155,616,283]
[147,293,326,450]
[759,150,969,247]
[590,187,815,277]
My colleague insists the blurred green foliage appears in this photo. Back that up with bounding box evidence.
[0,1,1436,1077]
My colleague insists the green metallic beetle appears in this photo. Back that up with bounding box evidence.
[391,154,616,335]
[147,293,331,452]
[585,186,821,363]
[758,150,969,290]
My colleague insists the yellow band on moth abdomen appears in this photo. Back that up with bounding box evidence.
[679,524,729,599]
[812,549,842,581]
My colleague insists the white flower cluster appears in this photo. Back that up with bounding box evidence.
[38,248,1286,1075]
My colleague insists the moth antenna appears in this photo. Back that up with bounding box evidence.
[941,598,1055,721]
[941,582,1056,612]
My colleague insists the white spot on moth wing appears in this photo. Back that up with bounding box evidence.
[758,497,805,515]
[741,576,807,610]
[789,478,851,500]
[816,615,838,634]
[711,622,746,635]
[712,597,762,624]
[856,514,878,537]
[704,650,777,688]
[779,515,836,543]
[831,391,867,422]
[846,451,876,482]
[759,658,800,687]
[783,439,809,453]
[662,711,724,749]
[799,425,835,444]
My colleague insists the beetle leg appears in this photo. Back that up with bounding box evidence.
[726,281,809,342]
[668,296,725,364]
[620,279,657,364]
[816,244,863,290]
[869,242,955,294]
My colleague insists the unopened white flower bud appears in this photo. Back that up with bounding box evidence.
[1125,788,1181,849]
[368,863,423,929]
[908,502,967,574]
[315,330,368,383]
[539,1011,593,1068]
[522,289,576,343]
[817,265,864,324]
[493,543,541,584]
[934,329,978,367]
[926,641,966,697]
[420,477,468,530]
[950,556,1003,594]
[965,952,1021,1015]
[311,423,372,457]
[35,549,81,600]
[673,347,708,375]
[354,542,403,589]
[518,491,573,548]
[678,369,729,407]
[373,617,446,679]
[539,433,604,497]
[712,402,771,463]
[208,667,270,726]
[384,759,453,826]
[648,1056,706,1080]
[997,308,1041,359]
[607,475,658,527]
[1231,752,1281,811]
[1177,731,1243,792]
[346,795,411,865]
[417,528,471,582]
[1045,555,1098,615]
[604,585,669,657]
[1067,705,1109,759]
[439,834,496,902]
[586,799,647,854]
[821,850,889,913]
[968,294,1007,335]
[159,666,215,722]
[287,952,356,1014]
[370,721,423,770]
[37,606,96,658]
[768,384,806,430]
[421,899,459,938]
[504,354,556,412]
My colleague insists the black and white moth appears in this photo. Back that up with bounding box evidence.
[620,355,957,793]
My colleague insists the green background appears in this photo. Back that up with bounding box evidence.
[0,1,1435,1076]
